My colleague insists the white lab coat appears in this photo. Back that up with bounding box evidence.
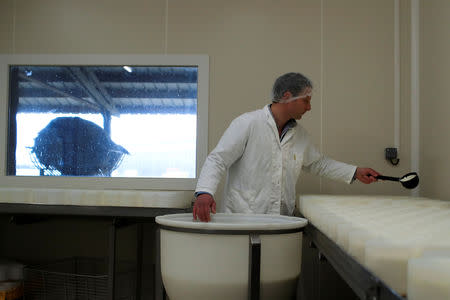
[195,105,356,215]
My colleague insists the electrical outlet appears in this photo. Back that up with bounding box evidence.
[385,147,398,160]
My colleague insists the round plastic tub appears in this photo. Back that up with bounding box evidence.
[156,213,308,300]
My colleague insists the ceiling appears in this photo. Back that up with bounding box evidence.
[12,65,198,116]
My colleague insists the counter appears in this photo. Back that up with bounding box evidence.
[0,187,192,300]
[298,195,450,300]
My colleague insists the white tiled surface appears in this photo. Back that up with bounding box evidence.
[0,187,192,208]
[299,195,450,298]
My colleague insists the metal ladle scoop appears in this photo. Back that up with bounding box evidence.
[375,172,419,189]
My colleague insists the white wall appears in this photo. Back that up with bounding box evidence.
[0,0,427,208]
[421,0,450,201]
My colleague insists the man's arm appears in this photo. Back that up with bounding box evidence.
[302,140,379,184]
[193,116,250,221]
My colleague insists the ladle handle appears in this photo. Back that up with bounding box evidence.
[375,175,399,182]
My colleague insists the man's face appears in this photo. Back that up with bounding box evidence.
[286,88,312,120]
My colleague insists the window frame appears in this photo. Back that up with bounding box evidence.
[0,54,209,191]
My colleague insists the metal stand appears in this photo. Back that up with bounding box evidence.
[155,228,165,300]
[108,218,146,300]
[107,218,118,300]
[135,223,143,300]
[248,234,261,300]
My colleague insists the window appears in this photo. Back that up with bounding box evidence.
[0,55,209,190]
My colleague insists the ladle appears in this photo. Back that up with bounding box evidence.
[375,172,419,189]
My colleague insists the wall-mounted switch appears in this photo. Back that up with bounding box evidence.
[385,147,399,165]
[385,147,397,159]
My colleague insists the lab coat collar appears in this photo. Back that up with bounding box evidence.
[265,104,297,143]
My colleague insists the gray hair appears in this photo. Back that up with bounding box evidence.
[271,72,313,102]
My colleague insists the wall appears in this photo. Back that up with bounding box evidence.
[421,0,450,201]
[0,0,415,208]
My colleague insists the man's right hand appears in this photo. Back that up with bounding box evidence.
[193,193,216,222]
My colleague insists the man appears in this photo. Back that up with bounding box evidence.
[193,72,379,222]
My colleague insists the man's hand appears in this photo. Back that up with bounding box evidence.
[355,167,380,184]
[193,193,216,222]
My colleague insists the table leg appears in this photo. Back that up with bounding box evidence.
[155,228,165,300]
[108,218,117,300]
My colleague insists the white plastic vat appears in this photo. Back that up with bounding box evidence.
[155,213,307,300]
